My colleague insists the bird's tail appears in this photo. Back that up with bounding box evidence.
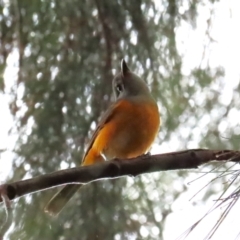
[44,184,82,217]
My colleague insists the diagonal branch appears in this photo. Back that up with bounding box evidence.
[0,149,239,204]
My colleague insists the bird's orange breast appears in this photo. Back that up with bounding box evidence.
[89,98,160,162]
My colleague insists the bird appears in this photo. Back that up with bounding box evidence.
[44,59,160,216]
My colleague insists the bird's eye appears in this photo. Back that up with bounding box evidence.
[116,83,123,93]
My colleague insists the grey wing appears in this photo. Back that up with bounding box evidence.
[81,103,119,164]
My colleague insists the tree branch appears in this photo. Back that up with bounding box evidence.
[0,149,239,204]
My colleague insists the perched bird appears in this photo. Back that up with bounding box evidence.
[44,60,160,216]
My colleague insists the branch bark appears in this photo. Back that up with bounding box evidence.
[1,149,239,204]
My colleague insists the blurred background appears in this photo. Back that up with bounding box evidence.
[1,0,240,239]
